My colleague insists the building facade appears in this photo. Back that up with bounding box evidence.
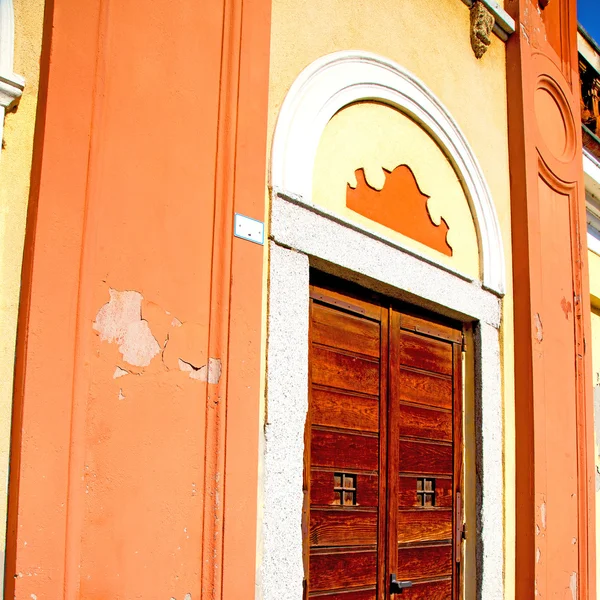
[0,0,597,599]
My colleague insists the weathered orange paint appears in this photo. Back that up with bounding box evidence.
[346,165,453,256]
[506,0,596,597]
[5,0,271,598]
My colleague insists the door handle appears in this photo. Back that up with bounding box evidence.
[390,574,412,594]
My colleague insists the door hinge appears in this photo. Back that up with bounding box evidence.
[455,492,465,563]
[461,332,467,353]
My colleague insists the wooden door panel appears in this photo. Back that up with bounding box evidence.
[391,317,459,597]
[399,579,452,599]
[307,293,384,599]
[399,332,453,375]
[398,476,453,508]
[398,404,452,442]
[311,471,379,507]
[400,314,462,345]
[398,440,453,475]
[309,589,377,600]
[310,510,378,546]
[311,388,379,432]
[312,303,381,358]
[311,345,380,395]
[311,429,378,471]
[397,510,452,544]
[309,549,377,591]
[307,286,462,599]
[396,544,453,580]
[397,369,453,410]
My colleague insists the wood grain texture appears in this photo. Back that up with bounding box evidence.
[398,509,452,544]
[400,313,462,344]
[397,369,453,410]
[398,404,452,442]
[377,307,390,600]
[387,309,402,584]
[311,428,379,471]
[311,471,379,507]
[452,342,464,591]
[399,440,453,475]
[310,509,378,547]
[312,303,381,358]
[396,544,452,580]
[310,282,383,322]
[396,579,452,599]
[399,331,452,376]
[398,476,452,508]
[311,345,379,396]
[309,588,376,600]
[307,284,463,599]
[311,388,379,433]
[309,549,377,591]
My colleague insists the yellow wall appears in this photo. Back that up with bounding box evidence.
[267,0,514,597]
[313,102,479,279]
[588,249,600,591]
[0,0,45,571]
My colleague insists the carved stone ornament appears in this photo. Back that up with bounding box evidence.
[470,1,494,59]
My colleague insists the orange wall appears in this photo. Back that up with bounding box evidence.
[5,0,271,597]
[507,0,595,597]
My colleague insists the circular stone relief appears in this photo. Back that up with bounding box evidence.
[534,76,576,163]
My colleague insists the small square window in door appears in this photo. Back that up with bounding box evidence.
[416,477,436,507]
[333,473,357,506]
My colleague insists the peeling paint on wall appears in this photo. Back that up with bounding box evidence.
[113,367,129,379]
[540,501,546,530]
[594,385,600,491]
[534,312,544,343]
[561,296,573,319]
[570,571,578,600]
[93,289,160,367]
[119,320,161,366]
[95,288,221,392]
[179,357,222,384]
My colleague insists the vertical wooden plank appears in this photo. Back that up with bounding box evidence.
[378,306,389,600]
[452,342,463,600]
[387,308,402,598]
[306,287,383,599]
[303,298,314,599]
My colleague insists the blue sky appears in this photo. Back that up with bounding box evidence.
[579,0,600,45]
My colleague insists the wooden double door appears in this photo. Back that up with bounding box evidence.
[305,283,464,600]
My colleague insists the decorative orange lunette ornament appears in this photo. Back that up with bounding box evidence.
[346,164,453,257]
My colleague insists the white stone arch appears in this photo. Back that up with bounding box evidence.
[0,0,24,156]
[270,50,505,296]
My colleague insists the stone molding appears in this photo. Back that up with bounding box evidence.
[470,1,495,59]
[270,51,506,295]
[460,0,516,41]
